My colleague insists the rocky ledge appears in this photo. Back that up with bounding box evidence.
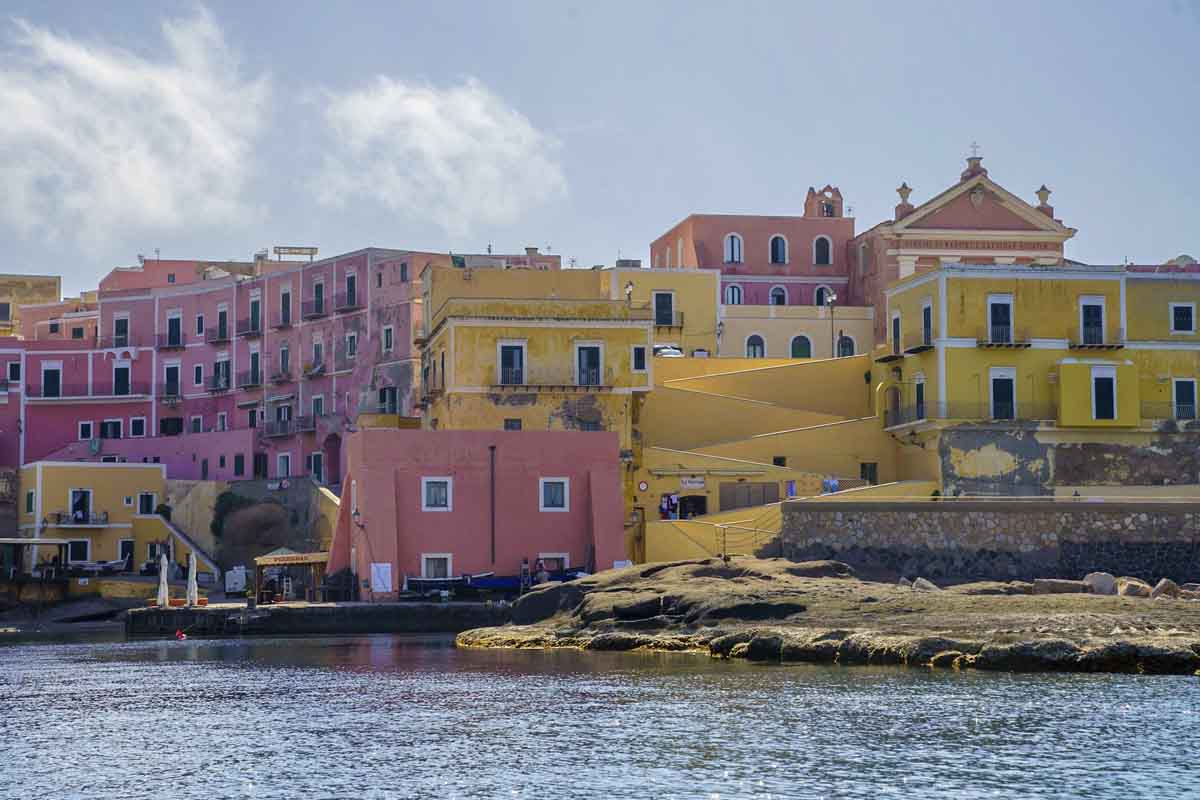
[456,558,1200,675]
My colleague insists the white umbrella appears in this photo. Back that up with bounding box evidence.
[156,552,169,606]
[186,552,199,607]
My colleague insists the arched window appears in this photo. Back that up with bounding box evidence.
[814,286,833,307]
[677,238,684,268]
[769,235,787,264]
[769,286,787,306]
[724,234,743,264]
[724,285,743,305]
[790,335,812,358]
[837,335,855,357]
[665,247,672,268]
[746,335,765,358]
[813,236,832,266]
[858,242,868,275]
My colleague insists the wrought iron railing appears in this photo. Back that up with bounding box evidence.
[270,310,293,329]
[237,318,262,337]
[885,401,1058,427]
[263,419,295,437]
[1141,401,1197,422]
[206,374,231,392]
[302,299,327,318]
[205,326,231,344]
[335,290,362,311]
[156,332,186,349]
[237,370,262,389]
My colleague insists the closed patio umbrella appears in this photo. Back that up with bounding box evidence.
[156,553,169,606]
[186,553,198,607]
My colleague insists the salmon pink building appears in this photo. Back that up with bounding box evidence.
[326,427,626,601]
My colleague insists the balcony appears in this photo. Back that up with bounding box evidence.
[302,299,328,319]
[884,401,1057,428]
[335,291,363,311]
[1069,325,1124,350]
[237,370,263,389]
[874,344,905,364]
[205,326,232,344]
[237,318,262,338]
[903,329,935,354]
[270,368,293,384]
[652,311,685,330]
[976,325,1032,348]
[156,332,186,350]
[296,415,317,432]
[490,366,611,391]
[158,383,183,404]
[303,361,325,378]
[206,374,232,393]
[1141,401,1198,425]
[99,334,140,349]
[270,311,293,330]
[26,382,149,399]
[263,419,295,438]
[44,511,110,527]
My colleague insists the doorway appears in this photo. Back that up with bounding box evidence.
[678,495,708,519]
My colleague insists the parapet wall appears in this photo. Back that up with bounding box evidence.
[776,500,1200,583]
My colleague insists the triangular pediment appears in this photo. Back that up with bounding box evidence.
[895,174,1073,236]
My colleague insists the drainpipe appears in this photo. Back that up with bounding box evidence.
[489,445,497,565]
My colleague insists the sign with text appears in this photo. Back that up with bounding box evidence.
[680,476,706,490]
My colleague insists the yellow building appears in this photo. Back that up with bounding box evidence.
[718,303,875,359]
[17,461,218,577]
[876,262,1200,494]
[0,273,61,336]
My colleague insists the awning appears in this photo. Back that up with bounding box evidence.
[0,538,73,545]
[254,551,329,567]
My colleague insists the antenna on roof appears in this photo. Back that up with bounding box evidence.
[154,248,160,261]
[486,242,492,254]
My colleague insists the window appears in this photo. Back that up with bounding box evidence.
[119,539,134,565]
[790,336,811,358]
[130,417,146,438]
[377,271,383,289]
[746,335,765,358]
[813,236,832,266]
[1170,303,1195,334]
[653,292,675,326]
[195,314,204,337]
[1092,366,1116,421]
[539,478,569,512]
[313,341,323,366]
[124,495,133,506]
[498,342,526,385]
[858,242,868,275]
[219,454,226,469]
[346,332,357,358]
[422,477,452,511]
[138,493,155,515]
[312,395,324,417]
[990,367,1016,420]
[578,420,603,431]
[148,542,172,562]
[217,412,227,432]
[191,416,202,434]
[632,345,647,372]
[769,236,787,264]
[99,420,121,439]
[194,365,203,386]
[113,364,131,396]
[49,322,60,334]
[7,362,18,382]
[0,302,9,321]
[345,273,358,307]
[915,379,926,420]
[922,302,933,346]
[891,314,902,355]
[723,234,743,264]
[504,418,522,431]
[769,287,787,306]
[837,335,855,357]
[400,262,409,282]
[167,273,175,284]
[988,294,1014,344]
[383,326,394,353]
[310,452,324,483]
[67,540,90,563]
[234,453,245,477]
[814,286,832,307]
[378,386,398,413]
[100,455,119,463]
[1174,379,1197,421]
[248,408,258,428]
[280,290,292,326]
[773,456,787,467]
[78,421,93,440]
[576,344,602,386]
[313,281,325,313]
[422,554,451,579]
[42,364,62,398]
[724,285,742,305]
[160,417,183,436]
[25,491,34,514]
[277,453,291,478]
[1079,296,1105,345]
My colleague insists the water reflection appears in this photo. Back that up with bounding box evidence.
[0,635,1196,799]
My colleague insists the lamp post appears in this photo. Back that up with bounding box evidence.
[827,291,839,357]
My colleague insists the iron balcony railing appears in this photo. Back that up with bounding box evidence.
[1141,401,1197,422]
[296,415,317,432]
[359,398,401,414]
[335,290,363,311]
[302,299,328,319]
[159,382,182,402]
[977,325,1031,347]
[206,374,231,392]
[491,366,610,388]
[205,326,232,344]
[303,360,325,378]
[270,310,293,329]
[1069,325,1125,349]
[270,368,292,384]
[263,419,295,438]
[46,511,109,526]
[903,328,935,353]
[26,382,148,398]
[653,311,684,328]
[236,318,262,337]
[885,401,1058,428]
[99,334,139,349]
[156,332,186,350]
[237,369,262,389]
[499,367,525,385]
[109,380,150,397]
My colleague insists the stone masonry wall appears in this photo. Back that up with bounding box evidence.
[774,500,1200,584]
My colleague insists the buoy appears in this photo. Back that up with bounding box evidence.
[175,629,187,640]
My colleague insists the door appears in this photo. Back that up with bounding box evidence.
[345,274,357,307]
[217,309,228,339]
[114,317,129,347]
[678,495,707,518]
[167,316,182,346]
[891,316,901,354]
[43,368,61,398]
[138,493,155,514]
[119,540,135,569]
[1176,380,1197,420]
[1081,303,1104,345]
[281,291,291,325]
[718,481,780,512]
[314,282,325,313]
[311,452,323,483]
[860,462,879,485]
[654,293,674,326]
[70,489,91,522]
[915,382,926,420]
[991,375,1015,420]
[253,452,269,479]
[280,345,290,374]
[922,305,933,346]
[1092,368,1116,420]
[249,352,260,383]
[250,299,261,332]
[114,365,130,396]
[500,344,524,384]
[989,302,1011,343]
[379,387,398,413]
[577,346,601,385]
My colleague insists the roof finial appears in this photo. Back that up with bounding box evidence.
[969,141,981,158]
[896,182,912,204]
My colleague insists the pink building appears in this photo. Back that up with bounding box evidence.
[650,186,859,307]
[326,427,626,601]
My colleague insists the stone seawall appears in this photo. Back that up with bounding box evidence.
[774,501,1200,583]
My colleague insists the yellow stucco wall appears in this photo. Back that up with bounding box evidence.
[601,268,721,354]
[0,273,61,334]
[943,275,1122,341]
[639,386,845,450]
[644,502,783,562]
[1057,361,1139,427]
[1126,277,1200,341]
[719,305,874,359]
[663,355,873,416]
[165,479,228,557]
[315,486,340,551]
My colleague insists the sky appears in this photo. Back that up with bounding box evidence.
[1,1,1198,295]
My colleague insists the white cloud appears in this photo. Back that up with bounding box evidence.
[312,77,566,235]
[0,9,269,245]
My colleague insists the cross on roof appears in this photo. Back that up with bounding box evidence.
[969,141,981,158]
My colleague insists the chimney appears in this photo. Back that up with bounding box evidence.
[1035,185,1054,218]
[894,182,915,221]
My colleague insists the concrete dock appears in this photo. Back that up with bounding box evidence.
[126,600,511,638]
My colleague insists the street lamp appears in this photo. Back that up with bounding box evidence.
[826,291,839,356]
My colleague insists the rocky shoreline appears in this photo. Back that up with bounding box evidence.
[456,558,1200,675]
